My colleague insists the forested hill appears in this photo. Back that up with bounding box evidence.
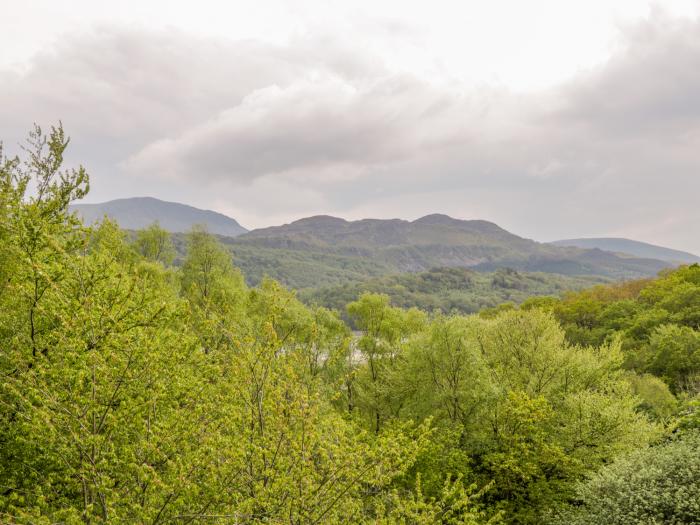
[300,267,607,318]
[551,237,700,264]
[226,213,670,286]
[70,197,248,237]
[73,197,673,286]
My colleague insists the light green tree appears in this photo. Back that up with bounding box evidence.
[133,221,175,265]
[347,293,426,433]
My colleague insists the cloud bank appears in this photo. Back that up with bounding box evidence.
[1,14,699,252]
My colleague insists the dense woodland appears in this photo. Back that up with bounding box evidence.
[1,127,698,523]
[300,267,606,321]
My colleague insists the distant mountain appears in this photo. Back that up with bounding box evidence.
[73,198,673,288]
[224,214,671,288]
[551,238,700,265]
[70,197,248,237]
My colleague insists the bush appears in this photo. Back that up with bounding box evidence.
[550,431,700,525]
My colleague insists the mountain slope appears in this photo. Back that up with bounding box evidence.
[300,267,608,317]
[230,214,671,285]
[72,197,672,288]
[551,238,700,264]
[237,214,547,269]
[71,197,248,237]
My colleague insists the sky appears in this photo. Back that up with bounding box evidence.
[1,1,700,253]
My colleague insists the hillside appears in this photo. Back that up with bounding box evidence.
[229,214,670,285]
[551,237,700,264]
[300,267,608,317]
[83,198,674,288]
[70,197,248,237]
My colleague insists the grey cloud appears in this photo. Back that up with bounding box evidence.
[125,74,463,180]
[0,27,386,163]
[306,15,700,250]
[555,17,700,135]
[1,14,700,253]
[0,26,399,198]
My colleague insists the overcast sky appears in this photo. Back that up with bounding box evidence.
[1,1,699,253]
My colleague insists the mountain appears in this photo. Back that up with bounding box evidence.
[224,214,671,288]
[551,238,700,265]
[70,197,248,237]
[70,197,673,289]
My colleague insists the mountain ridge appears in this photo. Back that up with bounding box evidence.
[69,197,677,287]
[70,197,248,237]
[551,237,700,264]
[229,212,671,284]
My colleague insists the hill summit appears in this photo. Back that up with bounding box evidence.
[227,213,671,287]
[70,197,248,237]
[551,237,700,265]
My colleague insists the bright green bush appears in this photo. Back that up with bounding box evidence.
[550,432,700,525]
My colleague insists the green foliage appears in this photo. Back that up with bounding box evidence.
[303,267,605,320]
[346,293,426,433]
[216,240,394,289]
[181,224,246,309]
[468,311,653,522]
[625,372,678,420]
[133,221,175,265]
[340,302,656,523]
[677,396,700,431]
[647,324,700,393]
[537,264,700,396]
[375,477,503,525]
[550,432,700,525]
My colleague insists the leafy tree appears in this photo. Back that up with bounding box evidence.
[133,221,175,265]
[471,311,654,522]
[393,309,655,523]
[347,293,426,433]
[375,477,502,525]
[550,432,700,525]
[181,225,246,310]
[400,315,492,433]
[515,264,700,398]
[647,324,700,394]
[0,127,214,522]
[180,225,247,354]
[625,372,678,420]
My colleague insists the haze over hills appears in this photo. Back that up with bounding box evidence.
[70,197,248,237]
[551,237,700,265]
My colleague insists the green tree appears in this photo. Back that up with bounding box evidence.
[625,372,678,420]
[347,293,426,433]
[647,324,700,394]
[1,126,457,524]
[395,309,656,523]
[180,225,247,354]
[550,432,700,525]
[133,221,175,265]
